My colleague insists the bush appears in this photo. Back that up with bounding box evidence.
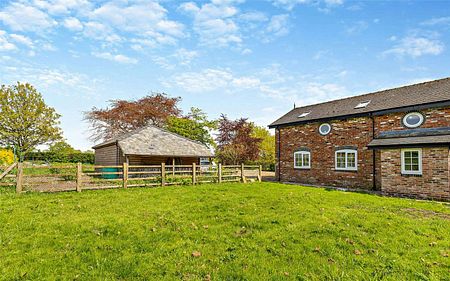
[25,151,95,164]
[0,149,14,165]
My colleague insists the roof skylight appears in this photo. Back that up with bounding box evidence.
[354,100,371,109]
[298,112,311,118]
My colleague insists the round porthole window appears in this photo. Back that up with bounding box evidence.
[403,112,424,128]
[319,123,331,135]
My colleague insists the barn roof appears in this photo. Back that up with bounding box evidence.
[269,77,450,128]
[92,125,213,157]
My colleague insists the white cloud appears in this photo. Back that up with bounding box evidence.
[171,69,234,92]
[0,31,17,51]
[83,21,122,43]
[92,52,138,64]
[421,17,450,26]
[32,0,93,16]
[239,11,268,22]
[272,0,344,11]
[63,17,83,31]
[179,1,242,47]
[232,77,261,88]
[266,14,290,38]
[345,21,368,35]
[173,48,199,65]
[383,35,444,58]
[0,2,57,32]
[89,1,184,44]
[10,34,34,48]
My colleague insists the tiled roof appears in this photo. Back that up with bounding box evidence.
[93,125,213,157]
[270,77,450,127]
[368,135,450,148]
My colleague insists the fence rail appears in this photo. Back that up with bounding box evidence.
[0,162,262,193]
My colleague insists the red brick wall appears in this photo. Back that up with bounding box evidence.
[277,117,378,189]
[380,147,450,200]
[276,106,450,196]
[374,107,450,136]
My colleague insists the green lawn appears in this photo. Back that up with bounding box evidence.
[0,183,448,280]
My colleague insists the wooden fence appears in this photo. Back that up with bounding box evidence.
[0,163,262,193]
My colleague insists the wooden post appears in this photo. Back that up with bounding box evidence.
[16,162,23,193]
[172,158,175,176]
[76,163,82,192]
[218,163,222,183]
[258,165,262,182]
[161,163,166,186]
[241,163,246,183]
[192,163,196,185]
[123,162,128,189]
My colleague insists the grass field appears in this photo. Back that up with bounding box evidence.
[0,183,449,280]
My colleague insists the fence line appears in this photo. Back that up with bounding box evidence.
[3,162,262,193]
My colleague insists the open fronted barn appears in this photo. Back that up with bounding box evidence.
[92,125,213,166]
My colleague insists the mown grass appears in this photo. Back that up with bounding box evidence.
[0,183,448,280]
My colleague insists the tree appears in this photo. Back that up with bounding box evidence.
[0,82,62,161]
[166,108,217,147]
[251,126,275,170]
[215,115,261,164]
[84,93,181,142]
[48,140,80,155]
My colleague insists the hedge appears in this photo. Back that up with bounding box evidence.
[25,152,95,164]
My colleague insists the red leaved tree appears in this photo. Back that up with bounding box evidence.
[215,115,262,164]
[84,93,181,142]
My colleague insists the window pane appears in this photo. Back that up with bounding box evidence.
[412,164,419,171]
[303,154,310,166]
[336,152,346,168]
[347,153,356,167]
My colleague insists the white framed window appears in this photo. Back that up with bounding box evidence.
[403,112,424,128]
[335,149,357,171]
[319,123,332,135]
[401,148,422,175]
[294,151,311,169]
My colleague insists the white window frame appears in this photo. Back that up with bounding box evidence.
[335,149,358,171]
[319,123,332,135]
[401,148,422,175]
[294,151,311,169]
[403,112,424,128]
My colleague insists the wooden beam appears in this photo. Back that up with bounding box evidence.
[76,163,82,192]
[16,163,23,193]
[0,162,17,180]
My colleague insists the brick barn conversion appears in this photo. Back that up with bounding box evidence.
[93,125,213,166]
[269,77,450,201]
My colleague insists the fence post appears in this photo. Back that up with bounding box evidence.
[172,158,175,176]
[123,162,128,189]
[218,163,222,183]
[192,163,196,185]
[16,162,23,193]
[161,163,166,186]
[258,165,262,182]
[241,163,246,183]
[76,163,82,192]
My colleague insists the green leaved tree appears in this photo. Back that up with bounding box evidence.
[166,107,217,148]
[251,126,275,170]
[0,82,62,161]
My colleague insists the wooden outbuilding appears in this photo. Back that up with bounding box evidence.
[92,125,213,166]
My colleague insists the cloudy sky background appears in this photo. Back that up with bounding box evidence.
[1,0,449,150]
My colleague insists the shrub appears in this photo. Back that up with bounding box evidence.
[0,149,14,165]
[24,151,95,164]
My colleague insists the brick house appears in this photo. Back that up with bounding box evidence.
[269,78,450,201]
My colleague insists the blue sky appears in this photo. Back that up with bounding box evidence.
[1,0,450,151]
